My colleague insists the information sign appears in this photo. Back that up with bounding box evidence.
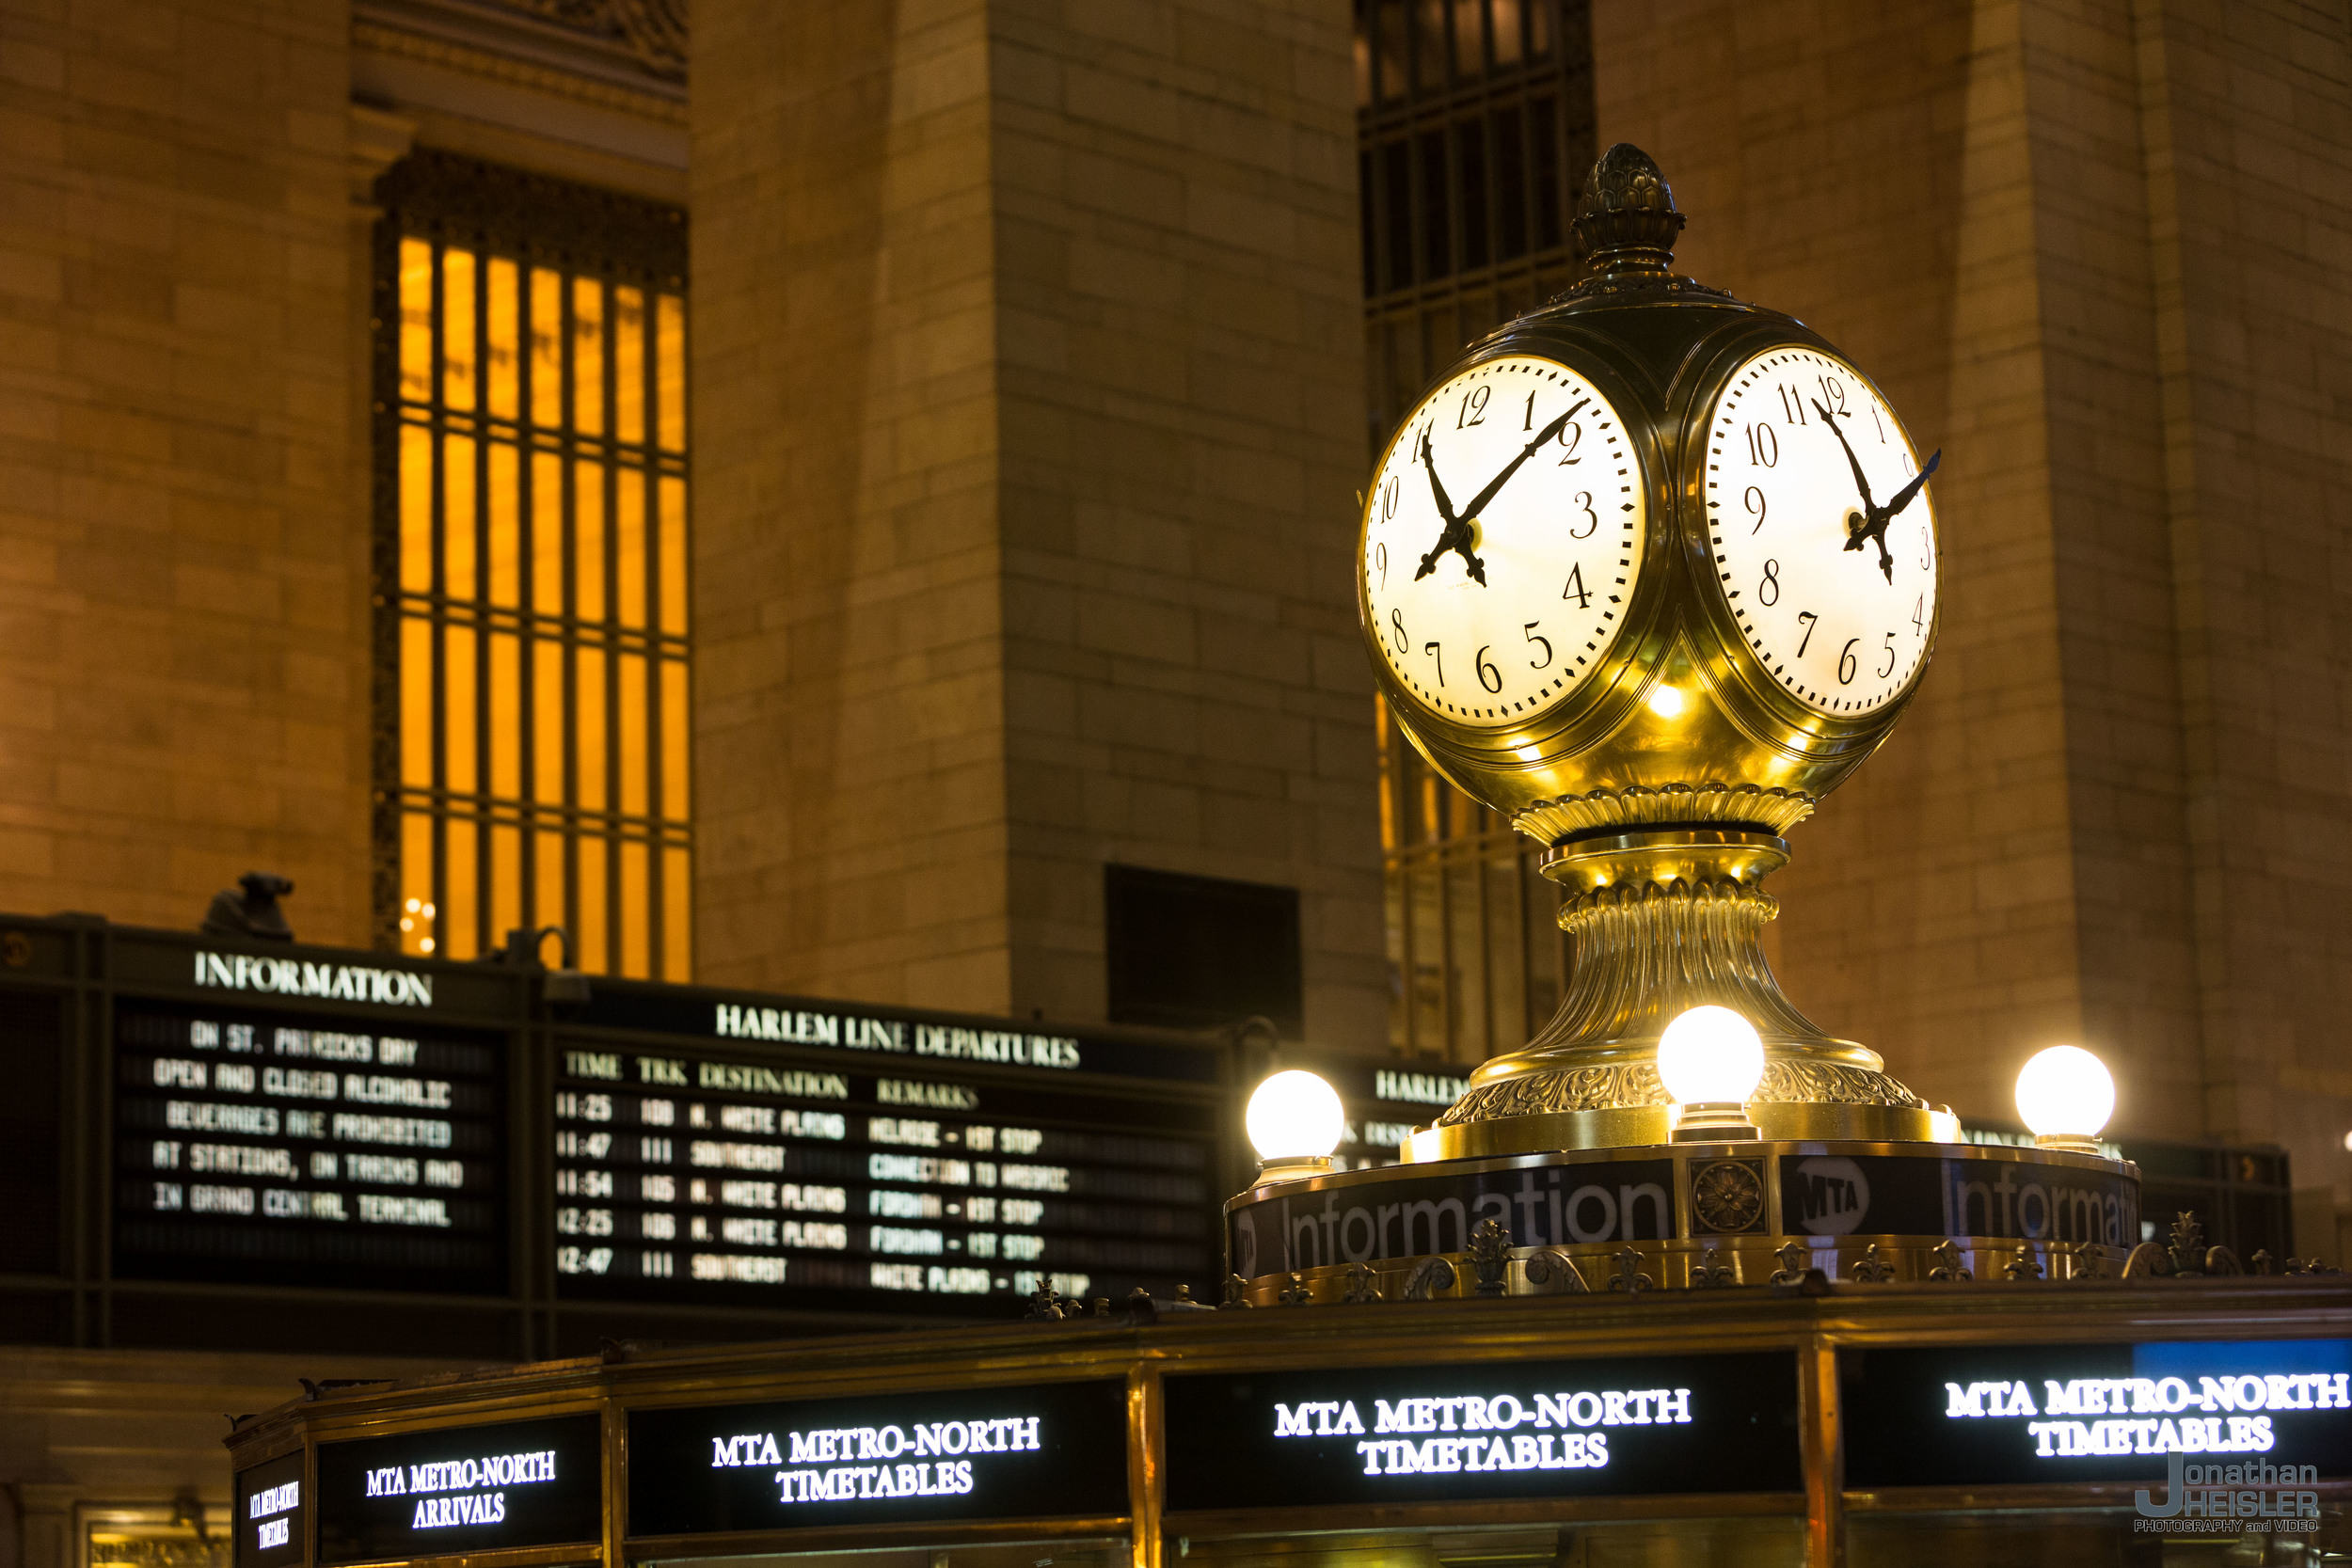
[114,1003,506,1292]
[550,1047,1216,1309]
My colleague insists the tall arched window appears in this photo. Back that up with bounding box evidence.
[373,151,691,977]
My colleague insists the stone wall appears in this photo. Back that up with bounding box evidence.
[0,0,368,942]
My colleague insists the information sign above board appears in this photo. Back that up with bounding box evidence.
[626,1380,1131,1536]
[1161,1353,1803,1512]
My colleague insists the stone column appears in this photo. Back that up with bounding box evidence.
[691,1,1385,1043]
[1594,0,2352,1203]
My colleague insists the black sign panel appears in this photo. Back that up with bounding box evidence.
[626,1379,1130,1536]
[1227,1161,1676,1277]
[1162,1353,1803,1512]
[114,1004,507,1292]
[314,1412,602,1564]
[1776,1152,2138,1246]
[1844,1338,2352,1488]
[234,1450,306,1568]
[551,1048,1215,1312]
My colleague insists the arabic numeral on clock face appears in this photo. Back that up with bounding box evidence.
[1523,622,1551,668]
[1775,385,1809,424]
[1423,641,1445,686]
[1556,420,1581,464]
[1571,492,1598,538]
[1743,485,1767,532]
[1375,541,1387,587]
[1476,645,1502,692]
[1563,563,1592,609]
[1920,522,1932,568]
[1878,632,1897,677]
[1795,610,1817,657]
[1912,594,1925,634]
[1838,639,1859,686]
[1745,422,1778,467]
[1757,559,1780,607]
[1381,475,1399,519]
[1390,608,1408,655]
[1457,385,1488,428]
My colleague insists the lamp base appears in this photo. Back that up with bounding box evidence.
[1671,1103,1758,1142]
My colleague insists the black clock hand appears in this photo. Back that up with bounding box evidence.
[1811,398,1877,524]
[1412,426,1484,584]
[1879,450,1940,518]
[1458,403,1581,521]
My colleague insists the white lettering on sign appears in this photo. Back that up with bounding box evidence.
[194,952,433,1007]
[256,1519,290,1549]
[707,1417,1039,1506]
[1941,1370,2352,1458]
[879,1079,980,1111]
[710,1006,1083,1071]
[1375,1070,1469,1106]
[1265,1388,1692,1479]
[248,1481,300,1519]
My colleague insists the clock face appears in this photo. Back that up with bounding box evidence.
[1707,347,1939,716]
[1361,355,1645,731]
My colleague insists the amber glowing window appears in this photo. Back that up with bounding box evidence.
[373,152,690,977]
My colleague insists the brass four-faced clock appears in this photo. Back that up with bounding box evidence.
[1360,146,1957,1157]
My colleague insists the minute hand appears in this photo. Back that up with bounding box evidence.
[1459,403,1581,520]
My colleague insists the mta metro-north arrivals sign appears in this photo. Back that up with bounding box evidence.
[1162,1353,1803,1511]
[626,1380,1130,1535]
[314,1413,603,1564]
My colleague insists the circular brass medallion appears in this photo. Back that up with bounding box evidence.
[1692,1158,1764,1234]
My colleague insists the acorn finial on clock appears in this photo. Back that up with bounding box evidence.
[1572,142,1686,272]
[1360,148,1955,1158]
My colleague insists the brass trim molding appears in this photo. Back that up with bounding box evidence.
[1512,781,1817,844]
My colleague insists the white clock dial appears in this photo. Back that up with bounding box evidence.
[1361,356,1645,730]
[1707,347,1940,716]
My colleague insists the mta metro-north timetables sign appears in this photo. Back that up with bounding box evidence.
[627,1380,1130,1535]
[1162,1353,1804,1511]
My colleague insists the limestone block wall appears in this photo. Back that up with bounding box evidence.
[0,0,368,942]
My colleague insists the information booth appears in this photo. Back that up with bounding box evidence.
[228,1275,2352,1568]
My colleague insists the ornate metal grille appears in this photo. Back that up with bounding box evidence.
[1358,0,1595,1061]
[372,150,691,976]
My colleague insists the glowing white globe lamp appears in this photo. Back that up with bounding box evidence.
[1658,1005,1766,1142]
[2014,1045,2115,1155]
[1247,1069,1345,1180]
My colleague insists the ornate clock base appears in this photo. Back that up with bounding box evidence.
[1411,827,1956,1160]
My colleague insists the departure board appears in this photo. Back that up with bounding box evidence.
[551,1044,1216,1311]
[115,1003,506,1292]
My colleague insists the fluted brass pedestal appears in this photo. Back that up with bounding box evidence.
[1409,829,1957,1161]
